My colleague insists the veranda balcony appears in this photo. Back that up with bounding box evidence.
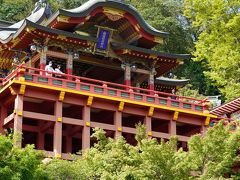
[0,64,209,113]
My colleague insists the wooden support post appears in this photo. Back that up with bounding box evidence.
[0,106,7,134]
[40,46,48,75]
[66,136,72,153]
[169,120,176,136]
[124,64,131,87]
[13,95,23,147]
[54,101,62,158]
[66,52,73,79]
[201,123,207,136]
[82,106,90,150]
[148,72,155,95]
[26,58,33,74]
[169,111,177,136]
[114,111,122,138]
[144,116,152,137]
[37,132,45,150]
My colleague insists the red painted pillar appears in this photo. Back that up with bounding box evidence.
[37,132,45,150]
[54,101,62,158]
[66,136,72,153]
[169,120,176,136]
[114,111,122,138]
[40,63,46,71]
[66,53,73,80]
[201,123,207,136]
[148,70,155,95]
[0,106,7,134]
[40,46,48,76]
[144,116,152,138]
[124,64,131,87]
[13,94,23,147]
[82,106,90,150]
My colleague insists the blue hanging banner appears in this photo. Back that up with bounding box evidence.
[96,29,110,51]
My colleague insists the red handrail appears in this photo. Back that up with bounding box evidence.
[2,64,208,108]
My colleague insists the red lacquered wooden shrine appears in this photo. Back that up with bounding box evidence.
[0,0,216,159]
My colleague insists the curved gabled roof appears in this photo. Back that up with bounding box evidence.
[211,97,240,116]
[0,7,49,41]
[47,0,169,38]
[0,19,97,45]
[155,77,189,86]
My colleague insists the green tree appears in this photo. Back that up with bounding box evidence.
[45,122,240,179]
[184,0,240,101]
[0,0,87,22]
[0,0,34,22]
[0,134,47,180]
[126,0,219,97]
[127,0,193,53]
[45,126,191,179]
[177,84,206,99]
[60,0,87,9]
[187,121,240,179]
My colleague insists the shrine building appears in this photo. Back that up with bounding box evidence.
[0,0,216,159]
[210,98,240,125]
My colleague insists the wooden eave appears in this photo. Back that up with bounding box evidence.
[155,77,189,87]
[111,42,190,60]
[111,42,190,76]
[141,77,190,91]
[0,20,97,46]
[0,20,98,68]
[45,0,169,46]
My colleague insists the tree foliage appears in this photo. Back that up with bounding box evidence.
[0,0,87,22]
[187,121,240,179]
[126,0,219,97]
[0,0,34,22]
[184,0,240,101]
[59,0,87,9]
[0,134,46,180]
[126,0,193,54]
[0,123,239,179]
[44,123,240,179]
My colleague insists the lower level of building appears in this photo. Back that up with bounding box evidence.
[0,78,214,159]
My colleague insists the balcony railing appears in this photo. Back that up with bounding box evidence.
[0,64,209,112]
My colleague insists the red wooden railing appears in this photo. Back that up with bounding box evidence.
[0,64,209,112]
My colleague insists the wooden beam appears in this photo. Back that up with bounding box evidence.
[152,131,171,139]
[40,122,54,133]
[3,113,14,126]
[23,111,55,122]
[90,122,115,131]
[62,117,84,126]
[122,127,137,134]
[25,90,57,101]
[23,124,39,133]
[46,50,69,60]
